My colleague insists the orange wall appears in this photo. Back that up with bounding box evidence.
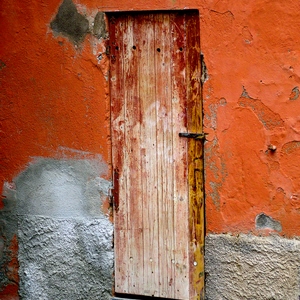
[0,1,111,297]
[0,0,111,184]
[1,0,300,297]
[97,0,300,237]
[200,1,300,237]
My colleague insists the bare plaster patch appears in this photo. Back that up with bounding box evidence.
[50,0,89,44]
[256,213,282,232]
[238,96,284,130]
[15,158,111,218]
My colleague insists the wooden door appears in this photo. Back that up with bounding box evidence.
[109,11,204,300]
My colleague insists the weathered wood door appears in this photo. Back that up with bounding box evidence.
[109,11,204,300]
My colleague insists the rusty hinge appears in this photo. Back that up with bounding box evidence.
[111,168,119,212]
[179,132,207,140]
[107,42,118,64]
[105,45,110,56]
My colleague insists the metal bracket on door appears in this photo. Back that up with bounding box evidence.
[179,132,207,140]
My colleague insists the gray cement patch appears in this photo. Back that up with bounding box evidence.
[93,12,108,39]
[1,182,18,288]
[15,158,110,218]
[205,233,300,300]
[256,213,282,232]
[50,0,89,44]
[1,157,114,299]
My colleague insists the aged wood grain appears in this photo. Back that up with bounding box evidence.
[139,14,160,297]
[124,15,144,294]
[154,13,174,298]
[170,13,190,299]
[110,14,128,293]
[110,11,203,299]
[186,12,205,300]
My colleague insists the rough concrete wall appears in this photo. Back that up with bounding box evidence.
[19,217,113,299]
[205,234,300,300]
[1,157,114,299]
[3,158,114,299]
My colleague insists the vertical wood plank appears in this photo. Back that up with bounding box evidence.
[185,11,205,300]
[138,13,160,297]
[170,12,190,299]
[124,14,144,295]
[110,14,129,294]
[154,13,174,298]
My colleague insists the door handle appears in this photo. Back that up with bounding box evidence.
[179,132,207,140]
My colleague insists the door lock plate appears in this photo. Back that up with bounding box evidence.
[179,132,207,140]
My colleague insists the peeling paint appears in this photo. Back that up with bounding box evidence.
[238,96,284,130]
[204,137,227,210]
[281,140,300,154]
[255,213,282,232]
[0,61,6,71]
[50,0,89,44]
[200,53,208,84]
[289,86,299,101]
[93,12,108,40]
[240,86,252,99]
[242,26,253,44]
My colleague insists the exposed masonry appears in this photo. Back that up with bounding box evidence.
[50,0,89,44]
[289,86,299,101]
[2,158,113,299]
[93,12,108,40]
[50,0,108,45]
[256,213,282,232]
[205,234,300,300]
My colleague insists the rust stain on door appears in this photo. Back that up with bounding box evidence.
[109,11,204,299]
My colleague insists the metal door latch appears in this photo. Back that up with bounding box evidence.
[179,132,207,140]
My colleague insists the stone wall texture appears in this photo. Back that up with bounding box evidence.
[205,234,300,300]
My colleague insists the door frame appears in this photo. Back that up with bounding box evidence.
[107,10,205,300]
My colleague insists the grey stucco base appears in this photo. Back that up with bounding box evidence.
[2,157,114,299]
[205,233,300,300]
[18,216,113,299]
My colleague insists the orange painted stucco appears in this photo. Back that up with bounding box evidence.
[0,0,111,197]
[1,0,300,297]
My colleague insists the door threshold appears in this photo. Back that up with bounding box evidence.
[112,298,178,300]
[112,295,178,300]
